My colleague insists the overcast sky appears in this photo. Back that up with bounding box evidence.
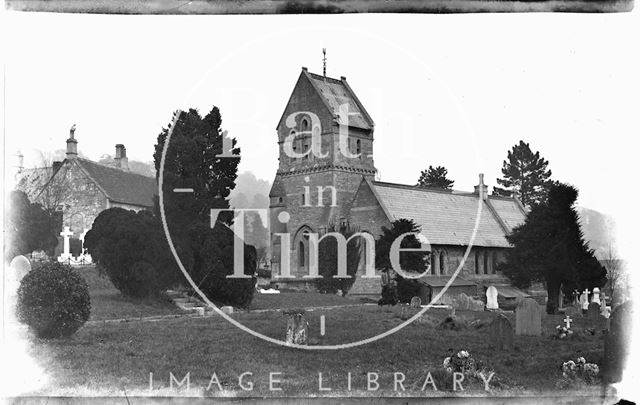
[4,10,639,240]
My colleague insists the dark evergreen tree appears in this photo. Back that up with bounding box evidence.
[417,165,454,190]
[5,190,58,261]
[496,140,552,206]
[375,219,429,303]
[153,107,254,307]
[498,182,607,314]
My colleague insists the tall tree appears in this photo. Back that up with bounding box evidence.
[496,140,552,206]
[417,165,454,190]
[498,182,607,314]
[153,107,254,308]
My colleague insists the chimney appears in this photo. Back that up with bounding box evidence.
[52,161,63,174]
[114,144,129,171]
[66,124,78,159]
[474,173,488,201]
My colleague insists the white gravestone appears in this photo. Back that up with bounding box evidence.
[486,286,499,310]
[9,255,31,285]
[592,287,601,305]
[57,226,74,262]
[580,289,590,311]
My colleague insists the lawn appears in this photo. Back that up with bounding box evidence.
[79,266,183,321]
[25,303,607,397]
[17,267,609,398]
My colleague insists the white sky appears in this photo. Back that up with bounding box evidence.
[3,12,639,216]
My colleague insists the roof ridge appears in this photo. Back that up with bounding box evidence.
[372,180,466,195]
[76,157,154,179]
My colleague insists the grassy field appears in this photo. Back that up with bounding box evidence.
[80,266,183,321]
[19,267,608,397]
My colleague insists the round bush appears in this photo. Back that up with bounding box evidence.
[17,261,91,338]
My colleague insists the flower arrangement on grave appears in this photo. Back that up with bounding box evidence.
[560,357,600,385]
[442,350,478,376]
[554,324,574,339]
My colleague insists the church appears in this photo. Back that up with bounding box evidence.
[268,67,529,301]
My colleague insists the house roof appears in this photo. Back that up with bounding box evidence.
[365,179,527,248]
[74,158,157,208]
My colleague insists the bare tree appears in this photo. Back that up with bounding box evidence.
[603,244,627,307]
[16,150,73,213]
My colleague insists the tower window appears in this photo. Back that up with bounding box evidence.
[301,118,309,132]
[356,139,361,155]
[301,193,306,205]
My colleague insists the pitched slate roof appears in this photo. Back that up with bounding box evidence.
[303,70,374,130]
[75,158,157,208]
[366,179,526,248]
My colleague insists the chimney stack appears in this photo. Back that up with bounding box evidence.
[66,124,78,159]
[474,173,488,201]
[114,144,129,171]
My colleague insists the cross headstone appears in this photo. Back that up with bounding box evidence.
[587,302,601,321]
[486,286,499,310]
[410,296,422,309]
[580,289,590,311]
[489,314,514,350]
[591,287,601,305]
[603,302,633,383]
[285,311,308,345]
[58,226,74,261]
[515,298,542,336]
[563,315,573,329]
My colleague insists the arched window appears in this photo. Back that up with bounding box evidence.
[430,253,436,275]
[301,118,309,132]
[475,251,480,274]
[301,193,306,206]
[356,139,362,155]
[492,252,499,274]
[484,251,489,275]
[298,241,305,268]
[439,251,446,274]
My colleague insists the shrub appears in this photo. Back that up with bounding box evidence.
[84,208,178,298]
[16,261,90,338]
[184,221,256,308]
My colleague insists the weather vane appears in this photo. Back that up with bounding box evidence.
[322,48,327,78]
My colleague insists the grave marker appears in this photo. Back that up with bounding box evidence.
[489,314,514,350]
[587,302,601,321]
[515,298,542,336]
[9,255,31,285]
[285,311,308,345]
[486,286,499,310]
[591,287,601,305]
[410,296,422,309]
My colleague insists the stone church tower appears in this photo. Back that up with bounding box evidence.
[269,67,376,279]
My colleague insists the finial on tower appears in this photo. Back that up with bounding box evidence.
[70,124,77,139]
[322,48,327,78]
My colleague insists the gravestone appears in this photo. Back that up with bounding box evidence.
[587,302,601,321]
[454,293,471,310]
[489,314,514,350]
[410,296,422,309]
[285,311,308,345]
[603,302,633,383]
[400,304,409,320]
[515,298,542,336]
[221,306,234,314]
[9,255,31,284]
[486,286,499,310]
[580,289,590,312]
[591,288,601,305]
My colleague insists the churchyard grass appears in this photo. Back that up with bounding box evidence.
[80,266,183,321]
[25,304,604,396]
[249,291,361,311]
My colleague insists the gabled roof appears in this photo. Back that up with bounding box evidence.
[361,179,526,248]
[277,68,375,131]
[74,158,157,208]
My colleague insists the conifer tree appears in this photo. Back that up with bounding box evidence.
[496,141,552,206]
[417,165,454,190]
[499,182,607,314]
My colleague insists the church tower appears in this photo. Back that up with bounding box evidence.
[269,67,376,279]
